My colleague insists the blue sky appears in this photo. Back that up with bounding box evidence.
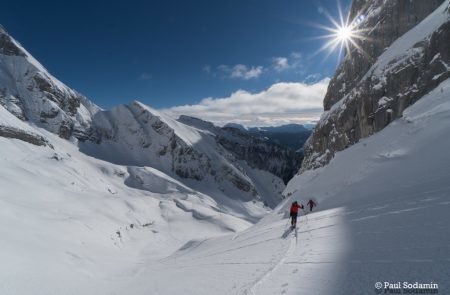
[1,0,352,126]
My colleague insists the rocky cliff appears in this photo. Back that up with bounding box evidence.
[302,0,450,171]
[179,115,303,183]
[79,104,286,207]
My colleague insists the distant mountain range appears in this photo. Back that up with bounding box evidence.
[224,123,313,151]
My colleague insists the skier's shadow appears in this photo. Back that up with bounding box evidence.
[281,227,293,239]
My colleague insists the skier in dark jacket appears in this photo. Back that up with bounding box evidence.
[307,199,316,212]
[290,201,304,228]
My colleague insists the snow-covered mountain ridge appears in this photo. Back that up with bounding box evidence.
[0,25,292,211]
[223,122,312,151]
[178,115,303,183]
[80,101,286,208]
[302,0,450,170]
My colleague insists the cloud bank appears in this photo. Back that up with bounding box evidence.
[166,78,330,127]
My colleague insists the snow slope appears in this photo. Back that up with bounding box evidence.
[0,121,253,294]
[108,79,450,295]
[1,9,449,295]
[3,77,444,294]
[280,79,450,293]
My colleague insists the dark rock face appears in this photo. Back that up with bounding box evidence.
[0,26,26,56]
[0,125,51,147]
[302,0,450,171]
[217,127,302,184]
[178,115,303,184]
[243,125,311,151]
[31,73,81,116]
[323,0,445,111]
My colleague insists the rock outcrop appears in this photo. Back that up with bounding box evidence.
[323,0,445,110]
[178,116,303,183]
[0,25,99,140]
[0,125,50,147]
[302,0,450,171]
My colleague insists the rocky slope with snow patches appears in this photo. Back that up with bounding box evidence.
[302,0,450,170]
[0,25,100,140]
[323,0,445,110]
[79,103,285,209]
[178,115,303,183]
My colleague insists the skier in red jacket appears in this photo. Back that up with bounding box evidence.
[307,199,317,212]
[290,201,304,228]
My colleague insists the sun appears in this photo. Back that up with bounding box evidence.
[312,2,370,62]
[336,25,353,42]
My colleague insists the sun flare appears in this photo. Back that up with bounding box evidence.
[312,1,370,62]
[336,25,353,42]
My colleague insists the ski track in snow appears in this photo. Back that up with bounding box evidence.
[245,225,296,295]
[246,209,347,295]
[120,208,348,295]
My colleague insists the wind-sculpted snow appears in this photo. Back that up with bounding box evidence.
[0,122,254,294]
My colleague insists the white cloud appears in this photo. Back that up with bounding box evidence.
[232,65,264,79]
[217,64,264,80]
[207,52,304,79]
[304,73,322,83]
[273,57,289,72]
[165,78,330,127]
[271,53,303,72]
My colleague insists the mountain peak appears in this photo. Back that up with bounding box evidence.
[0,25,100,139]
[0,24,26,57]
